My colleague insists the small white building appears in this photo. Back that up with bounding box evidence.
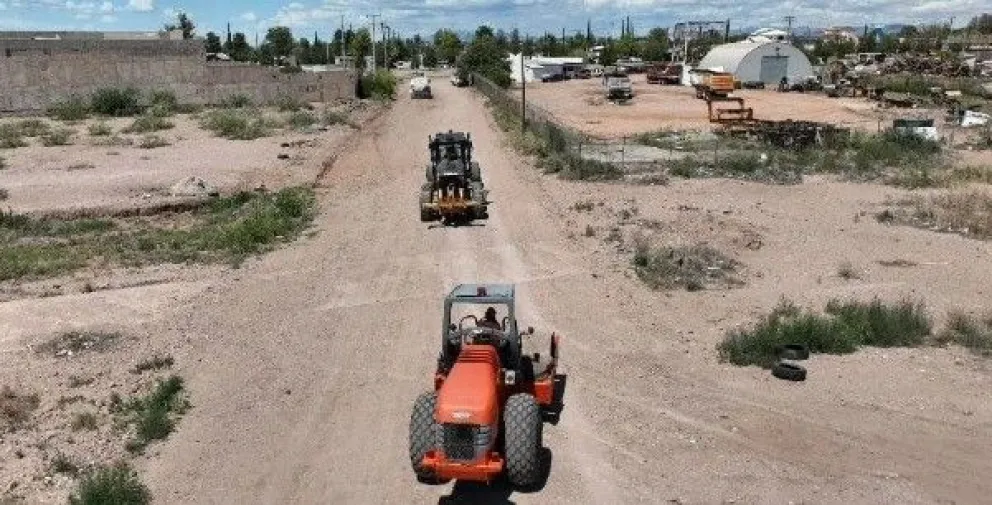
[508,53,586,84]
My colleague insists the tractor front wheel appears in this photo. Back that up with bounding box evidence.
[504,393,542,488]
[409,392,446,484]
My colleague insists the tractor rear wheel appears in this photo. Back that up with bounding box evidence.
[419,189,435,222]
[504,393,542,488]
[409,392,445,484]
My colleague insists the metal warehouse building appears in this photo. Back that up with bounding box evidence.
[697,41,814,85]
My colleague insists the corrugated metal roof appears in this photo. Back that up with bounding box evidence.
[697,41,766,73]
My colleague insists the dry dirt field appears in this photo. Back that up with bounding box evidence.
[2,78,992,505]
[513,74,947,139]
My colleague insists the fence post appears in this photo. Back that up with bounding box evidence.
[622,136,626,170]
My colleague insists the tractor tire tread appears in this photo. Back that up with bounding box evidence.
[409,392,444,483]
[504,393,542,488]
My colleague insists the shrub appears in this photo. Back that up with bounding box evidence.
[51,452,80,476]
[68,463,151,505]
[91,88,141,117]
[125,114,174,133]
[0,125,28,149]
[220,94,253,108]
[41,128,75,146]
[937,312,992,356]
[71,411,99,431]
[132,355,174,374]
[1,385,40,427]
[117,375,189,451]
[15,119,51,137]
[0,188,8,200]
[321,109,351,127]
[149,89,178,114]
[287,111,317,129]
[633,242,739,291]
[48,96,91,121]
[359,70,398,100]
[275,94,306,112]
[200,108,271,140]
[718,298,932,368]
[138,135,171,149]
[88,121,113,136]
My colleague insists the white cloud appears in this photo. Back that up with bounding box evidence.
[100,0,112,12]
[0,2,7,10]
[240,11,257,22]
[128,0,153,12]
[100,13,115,22]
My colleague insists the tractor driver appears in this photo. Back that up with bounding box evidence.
[478,307,502,331]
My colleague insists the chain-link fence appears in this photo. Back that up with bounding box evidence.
[472,74,682,177]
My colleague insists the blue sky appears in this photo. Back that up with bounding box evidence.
[0,0,986,40]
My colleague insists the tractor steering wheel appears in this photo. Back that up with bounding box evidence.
[459,327,506,347]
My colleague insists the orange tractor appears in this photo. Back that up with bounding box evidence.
[409,284,563,487]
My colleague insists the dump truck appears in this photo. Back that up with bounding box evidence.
[409,284,563,487]
[603,70,633,102]
[647,63,683,85]
[690,69,735,100]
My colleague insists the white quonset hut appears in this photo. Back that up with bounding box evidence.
[697,41,814,85]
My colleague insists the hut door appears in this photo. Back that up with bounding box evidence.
[759,55,788,85]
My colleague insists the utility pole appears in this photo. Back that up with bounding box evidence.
[381,23,390,68]
[370,13,380,72]
[785,16,795,37]
[520,54,526,132]
[340,15,346,63]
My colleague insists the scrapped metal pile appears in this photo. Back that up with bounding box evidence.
[878,54,973,77]
[720,120,851,149]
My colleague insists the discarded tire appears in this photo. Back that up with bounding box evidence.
[771,361,807,382]
[776,344,810,361]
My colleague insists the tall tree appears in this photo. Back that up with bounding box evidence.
[457,32,511,87]
[641,27,669,61]
[475,25,495,40]
[228,32,251,61]
[164,11,195,39]
[433,29,463,64]
[265,26,296,60]
[204,31,222,53]
[350,28,372,69]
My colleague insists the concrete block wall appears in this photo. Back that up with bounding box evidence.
[0,38,357,113]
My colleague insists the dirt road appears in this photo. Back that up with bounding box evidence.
[143,80,992,504]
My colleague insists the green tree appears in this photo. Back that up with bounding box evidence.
[228,32,252,61]
[265,26,296,60]
[204,31,222,53]
[422,45,438,68]
[164,11,195,39]
[458,34,511,87]
[434,29,463,64]
[641,27,669,61]
[351,28,372,69]
[475,25,495,40]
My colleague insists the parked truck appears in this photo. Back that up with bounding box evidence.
[690,69,735,100]
[603,70,633,102]
[410,72,433,99]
